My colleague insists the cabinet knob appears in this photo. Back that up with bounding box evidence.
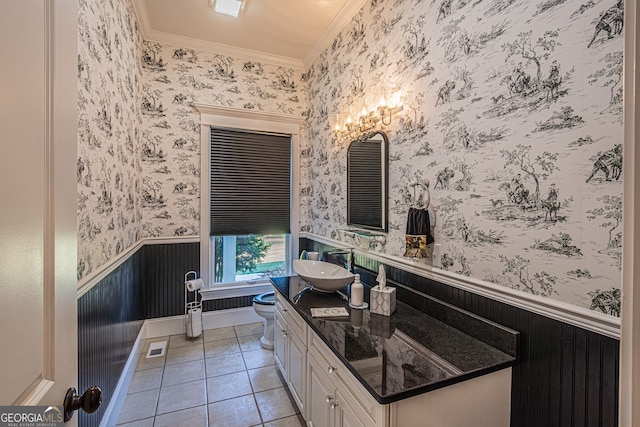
[281,329,288,337]
[325,394,334,403]
[327,366,336,374]
[330,400,340,410]
[283,308,288,313]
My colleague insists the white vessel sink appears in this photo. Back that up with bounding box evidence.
[293,260,355,293]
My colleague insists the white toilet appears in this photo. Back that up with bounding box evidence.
[252,291,275,349]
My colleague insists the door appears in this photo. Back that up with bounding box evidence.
[287,330,306,417]
[0,0,79,422]
[307,354,335,427]
[620,1,640,425]
[274,311,287,375]
[334,390,367,427]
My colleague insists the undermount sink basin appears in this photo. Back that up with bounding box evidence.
[293,260,355,293]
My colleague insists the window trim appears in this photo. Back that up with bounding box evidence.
[195,104,303,295]
[199,280,275,300]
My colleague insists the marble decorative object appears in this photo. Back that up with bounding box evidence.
[370,265,395,316]
[370,285,396,316]
[369,312,394,338]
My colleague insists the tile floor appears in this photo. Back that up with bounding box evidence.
[116,322,306,427]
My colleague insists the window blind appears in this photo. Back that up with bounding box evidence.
[210,127,291,236]
[347,139,384,229]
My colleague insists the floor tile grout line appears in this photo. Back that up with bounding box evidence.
[154,336,203,421]
[152,338,168,423]
[148,405,209,421]
[155,402,208,419]
[202,336,211,427]
[252,388,266,426]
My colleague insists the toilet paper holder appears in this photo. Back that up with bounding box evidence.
[184,271,203,339]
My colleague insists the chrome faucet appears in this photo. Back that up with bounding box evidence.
[325,248,353,272]
[299,250,309,260]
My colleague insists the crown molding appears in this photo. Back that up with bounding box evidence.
[132,0,365,70]
[194,103,307,125]
[131,0,304,69]
[146,29,305,69]
[303,0,368,68]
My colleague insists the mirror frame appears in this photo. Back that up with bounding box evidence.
[346,131,389,232]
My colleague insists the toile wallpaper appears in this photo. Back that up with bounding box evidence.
[77,0,144,280]
[139,42,306,239]
[76,0,623,315]
[301,0,624,315]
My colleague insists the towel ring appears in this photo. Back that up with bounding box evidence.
[408,179,431,209]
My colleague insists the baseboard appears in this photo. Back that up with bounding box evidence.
[100,306,264,426]
[99,323,148,427]
[144,306,263,338]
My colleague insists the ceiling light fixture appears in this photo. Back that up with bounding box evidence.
[209,0,245,17]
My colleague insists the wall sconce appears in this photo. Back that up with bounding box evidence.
[332,96,402,144]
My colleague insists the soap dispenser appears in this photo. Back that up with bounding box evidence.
[350,274,365,309]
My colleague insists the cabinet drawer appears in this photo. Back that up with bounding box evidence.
[286,304,306,340]
[308,331,383,426]
[275,292,287,315]
[275,293,307,344]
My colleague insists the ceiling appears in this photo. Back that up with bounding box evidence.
[134,0,364,68]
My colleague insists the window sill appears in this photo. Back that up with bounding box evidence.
[200,280,275,300]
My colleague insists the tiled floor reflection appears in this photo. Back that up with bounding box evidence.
[117,323,305,427]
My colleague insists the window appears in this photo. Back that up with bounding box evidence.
[196,105,302,298]
[208,127,292,289]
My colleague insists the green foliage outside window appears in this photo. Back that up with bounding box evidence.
[213,235,272,282]
[236,235,271,273]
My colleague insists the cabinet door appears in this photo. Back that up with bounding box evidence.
[334,390,367,427]
[288,330,307,417]
[274,311,287,376]
[308,355,335,427]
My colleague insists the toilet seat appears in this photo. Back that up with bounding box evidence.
[253,291,275,306]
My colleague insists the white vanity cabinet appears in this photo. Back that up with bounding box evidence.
[307,351,387,427]
[307,352,335,427]
[274,293,307,417]
[307,351,369,427]
[274,290,513,427]
[307,331,387,427]
[276,293,385,427]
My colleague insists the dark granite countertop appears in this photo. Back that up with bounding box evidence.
[271,276,518,404]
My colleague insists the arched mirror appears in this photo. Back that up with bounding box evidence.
[347,131,389,232]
